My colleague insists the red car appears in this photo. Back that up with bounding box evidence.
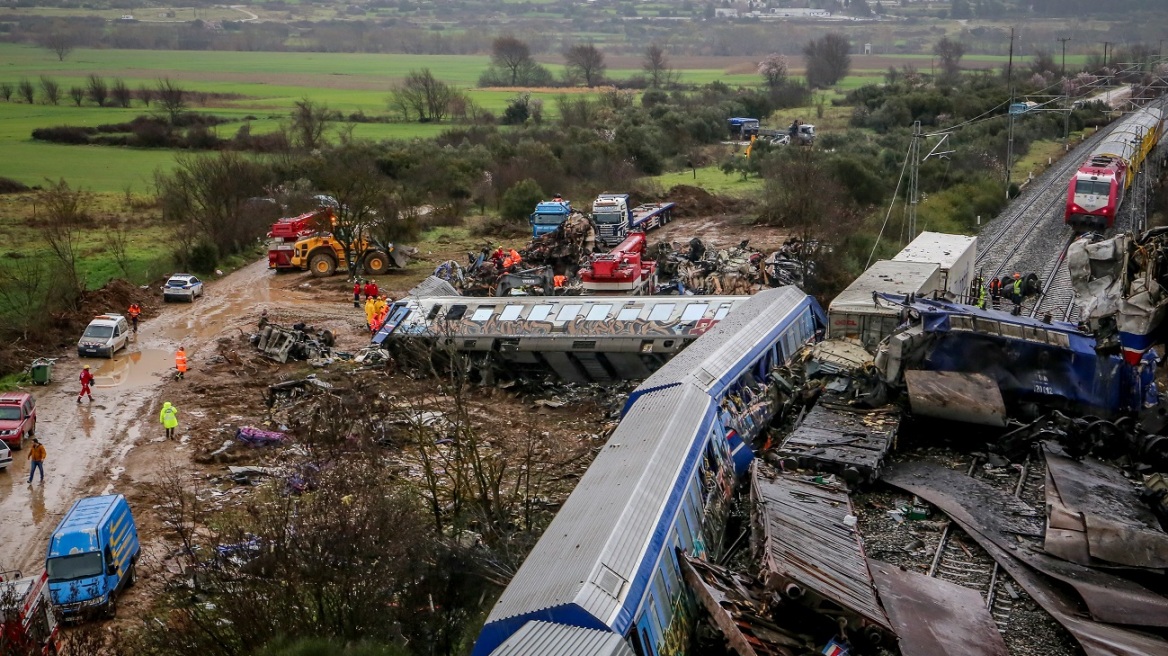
[0,392,36,450]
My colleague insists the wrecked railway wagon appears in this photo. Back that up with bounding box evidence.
[473,287,826,656]
[877,295,1150,417]
[373,292,755,382]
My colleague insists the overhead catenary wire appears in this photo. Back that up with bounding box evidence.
[865,139,914,270]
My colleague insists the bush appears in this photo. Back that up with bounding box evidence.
[0,176,30,194]
[500,178,543,223]
[31,126,95,144]
[182,240,220,273]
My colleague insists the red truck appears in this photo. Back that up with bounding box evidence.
[579,231,658,295]
[0,571,60,655]
[267,209,333,271]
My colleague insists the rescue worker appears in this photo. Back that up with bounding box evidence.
[491,247,505,269]
[353,280,362,308]
[258,310,269,330]
[127,302,142,334]
[988,276,1002,308]
[78,364,94,403]
[977,282,988,309]
[1011,272,1024,305]
[159,401,178,440]
[175,346,188,380]
[552,193,564,202]
[364,296,377,329]
[364,279,379,301]
[509,249,521,265]
[553,274,567,292]
[27,438,46,484]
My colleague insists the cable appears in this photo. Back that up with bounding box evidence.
[866,140,914,271]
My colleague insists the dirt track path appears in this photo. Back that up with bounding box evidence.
[0,260,283,574]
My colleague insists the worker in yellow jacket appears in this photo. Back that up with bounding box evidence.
[159,401,179,440]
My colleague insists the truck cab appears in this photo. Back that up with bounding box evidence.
[0,571,59,653]
[529,200,572,238]
[591,193,631,244]
[47,494,140,620]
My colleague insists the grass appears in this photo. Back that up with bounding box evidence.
[647,163,764,196]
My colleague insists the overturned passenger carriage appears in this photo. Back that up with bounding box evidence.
[472,287,826,656]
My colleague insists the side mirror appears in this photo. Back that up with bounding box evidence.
[107,561,117,576]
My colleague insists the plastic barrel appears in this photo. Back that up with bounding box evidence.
[30,361,51,385]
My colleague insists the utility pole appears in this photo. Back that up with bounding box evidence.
[908,121,921,241]
[1103,41,1112,69]
[1006,27,1015,85]
[1006,90,1015,199]
[1058,37,1071,77]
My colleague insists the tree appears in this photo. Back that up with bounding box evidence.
[0,83,11,102]
[388,69,460,122]
[804,33,852,88]
[156,77,186,123]
[643,43,677,88]
[137,84,154,107]
[111,79,133,108]
[501,178,544,222]
[37,179,92,307]
[933,37,966,82]
[38,27,75,61]
[86,74,108,107]
[306,143,395,279]
[1029,49,1057,77]
[758,53,789,89]
[68,86,84,107]
[951,0,973,19]
[290,98,332,150]
[564,43,607,87]
[491,35,534,86]
[39,76,61,105]
[17,78,35,104]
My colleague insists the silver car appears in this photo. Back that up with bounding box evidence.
[162,274,204,302]
[0,440,11,471]
[78,314,131,358]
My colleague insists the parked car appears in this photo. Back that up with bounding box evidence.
[47,494,140,620]
[162,274,204,302]
[0,440,11,471]
[77,315,131,359]
[0,392,36,450]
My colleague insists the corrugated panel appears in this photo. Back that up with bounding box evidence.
[484,384,712,627]
[830,261,941,314]
[490,621,635,656]
[639,287,811,394]
[407,276,460,297]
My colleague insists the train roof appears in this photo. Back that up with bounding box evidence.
[882,294,1095,352]
[891,231,977,269]
[477,383,716,651]
[830,260,941,314]
[1090,105,1164,162]
[490,621,635,656]
[633,287,824,403]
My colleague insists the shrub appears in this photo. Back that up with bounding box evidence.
[31,126,94,144]
[500,178,543,223]
[182,239,220,273]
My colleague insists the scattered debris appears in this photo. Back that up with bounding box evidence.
[253,322,336,363]
[235,426,288,446]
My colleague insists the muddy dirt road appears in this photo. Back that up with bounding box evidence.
[0,259,332,574]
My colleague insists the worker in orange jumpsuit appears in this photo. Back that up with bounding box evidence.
[175,346,188,380]
[127,302,142,334]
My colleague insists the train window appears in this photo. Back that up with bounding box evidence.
[1075,179,1111,195]
[528,305,553,321]
[586,304,612,321]
[618,307,643,321]
[651,572,670,627]
[470,306,495,322]
[556,304,583,321]
[648,304,675,321]
[499,305,524,321]
[445,305,467,321]
[426,305,443,321]
[680,303,709,322]
[715,304,732,320]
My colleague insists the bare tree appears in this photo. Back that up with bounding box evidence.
[137,83,154,107]
[106,216,134,278]
[38,27,75,61]
[0,82,11,102]
[38,76,61,105]
[804,33,852,88]
[111,78,133,108]
[86,74,108,107]
[156,77,186,123]
[933,37,966,82]
[36,179,92,306]
[564,42,607,87]
[68,85,84,107]
[643,42,677,88]
[17,78,35,104]
[289,98,332,150]
[758,53,789,89]
[491,35,534,86]
[0,258,47,340]
[388,69,459,122]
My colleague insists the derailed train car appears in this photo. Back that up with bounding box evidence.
[876,295,1151,417]
[373,292,752,382]
[472,287,826,656]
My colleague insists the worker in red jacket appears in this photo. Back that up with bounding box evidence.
[363,280,379,300]
[352,280,362,308]
[78,365,95,403]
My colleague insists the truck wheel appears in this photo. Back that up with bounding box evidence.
[309,253,337,277]
[364,251,390,275]
[126,562,137,588]
[105,595,117,619]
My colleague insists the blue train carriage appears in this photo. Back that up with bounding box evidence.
[473,288,826,656]
[877,295,1147,416]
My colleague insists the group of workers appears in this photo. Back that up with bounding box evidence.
[353,279,380,307]
[490,247,524,272]
[973,272,1030,315]
[364,294,392,333]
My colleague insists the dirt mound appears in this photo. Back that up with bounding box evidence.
[0,177,31,194]
[665,185,748,218]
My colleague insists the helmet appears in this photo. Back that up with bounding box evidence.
[83,365,90,369]
[1013,272,1021,279]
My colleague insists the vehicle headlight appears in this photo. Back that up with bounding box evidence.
[0,429,14,436]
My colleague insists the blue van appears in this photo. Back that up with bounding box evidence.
[45,494,140,619]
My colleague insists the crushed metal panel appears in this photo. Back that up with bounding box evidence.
[751,466,892,637]
[904,370,1007,427]
[679,556,807,656]
[774,401,898,484]
[1045,445,1168,569]
[408,275,460,298]
[883,461,1168,629]
[1044,468,1094,566]
[869,560,1007,656]
[489,620,635,656]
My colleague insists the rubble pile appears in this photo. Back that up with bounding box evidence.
[252,322,337,363]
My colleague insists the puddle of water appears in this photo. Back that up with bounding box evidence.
[91,349,173,388]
